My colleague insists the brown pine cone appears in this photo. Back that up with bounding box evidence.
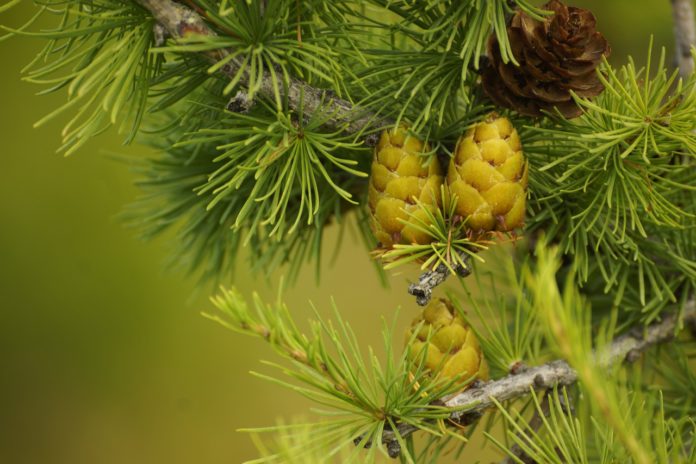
[482,0,610,119]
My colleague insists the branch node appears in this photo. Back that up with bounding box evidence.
[408,282,433,307]
[558,392,574,415]
[687,315,696,339]
[533,374,546,388]
[152,23,168,47]
[468,379,485,389]
[407,254,472,306]
[453,410,483,427]
[509,361,528,375]
[353,435,372,449]
[625,349,642,363]
[364,132,380,147]
[387,440,401,458]
[227,91,254,113]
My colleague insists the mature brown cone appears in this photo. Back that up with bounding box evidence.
[482,0,610,118]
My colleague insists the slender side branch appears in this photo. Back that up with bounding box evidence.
[408,254,472,306]
[381,300,696,452]
[134,0,385,142]
[671,0,696,80]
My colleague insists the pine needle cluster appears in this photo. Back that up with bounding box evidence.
[525,45,696,323]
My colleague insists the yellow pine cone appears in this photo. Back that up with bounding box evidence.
[406,298,488,389]
[368,127,444,247]
[447,115,527,232]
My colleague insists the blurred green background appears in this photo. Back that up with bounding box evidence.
[0,1,681,462]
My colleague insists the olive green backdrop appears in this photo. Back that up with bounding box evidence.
[0,1,678,463]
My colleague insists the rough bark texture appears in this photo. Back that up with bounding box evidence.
[408,255,472,306]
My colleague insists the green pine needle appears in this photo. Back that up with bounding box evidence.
[205,285,480,463]
[452,257,544,377]
[524,42,696,319]
[379,189,493,273]
[178,98,367,240]
[9,1,159,154]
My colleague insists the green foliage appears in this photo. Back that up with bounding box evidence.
[454,255,545,377]
[528,245,653,462]
[5,2,695,304]
[525,45,696,322]
[354,0,547,128]
[487,246,696,464]
[0,0,21,15]
[647,342,696,419]
[179,100,367,238]
[3,2,696,462]
[153,0,349,106]
[4,0,159,154]
[490,385,696,464]
[379,189,491,273]
[124,105,356,284]
[202,245,696,463]
[248,421,356,464]
[206,286,474,463]
[488,388,590,464]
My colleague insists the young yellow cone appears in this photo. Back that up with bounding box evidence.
[368,127,444,247]
[406,298,487,389]
[447,115,527,232]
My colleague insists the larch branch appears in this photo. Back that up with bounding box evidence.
[380,299,696,454]
[132,0,696,458]
[134,0,385,143]
[408,254,472,306]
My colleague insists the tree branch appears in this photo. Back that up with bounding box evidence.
[670,0,696,80]
[408,254,472,306]
[134,0,385,144]
[136,0,481,304]
[380,299,696,455]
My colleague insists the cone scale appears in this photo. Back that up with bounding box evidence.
[482,0,610,118]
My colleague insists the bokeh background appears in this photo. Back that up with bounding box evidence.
[0,1,681,462]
